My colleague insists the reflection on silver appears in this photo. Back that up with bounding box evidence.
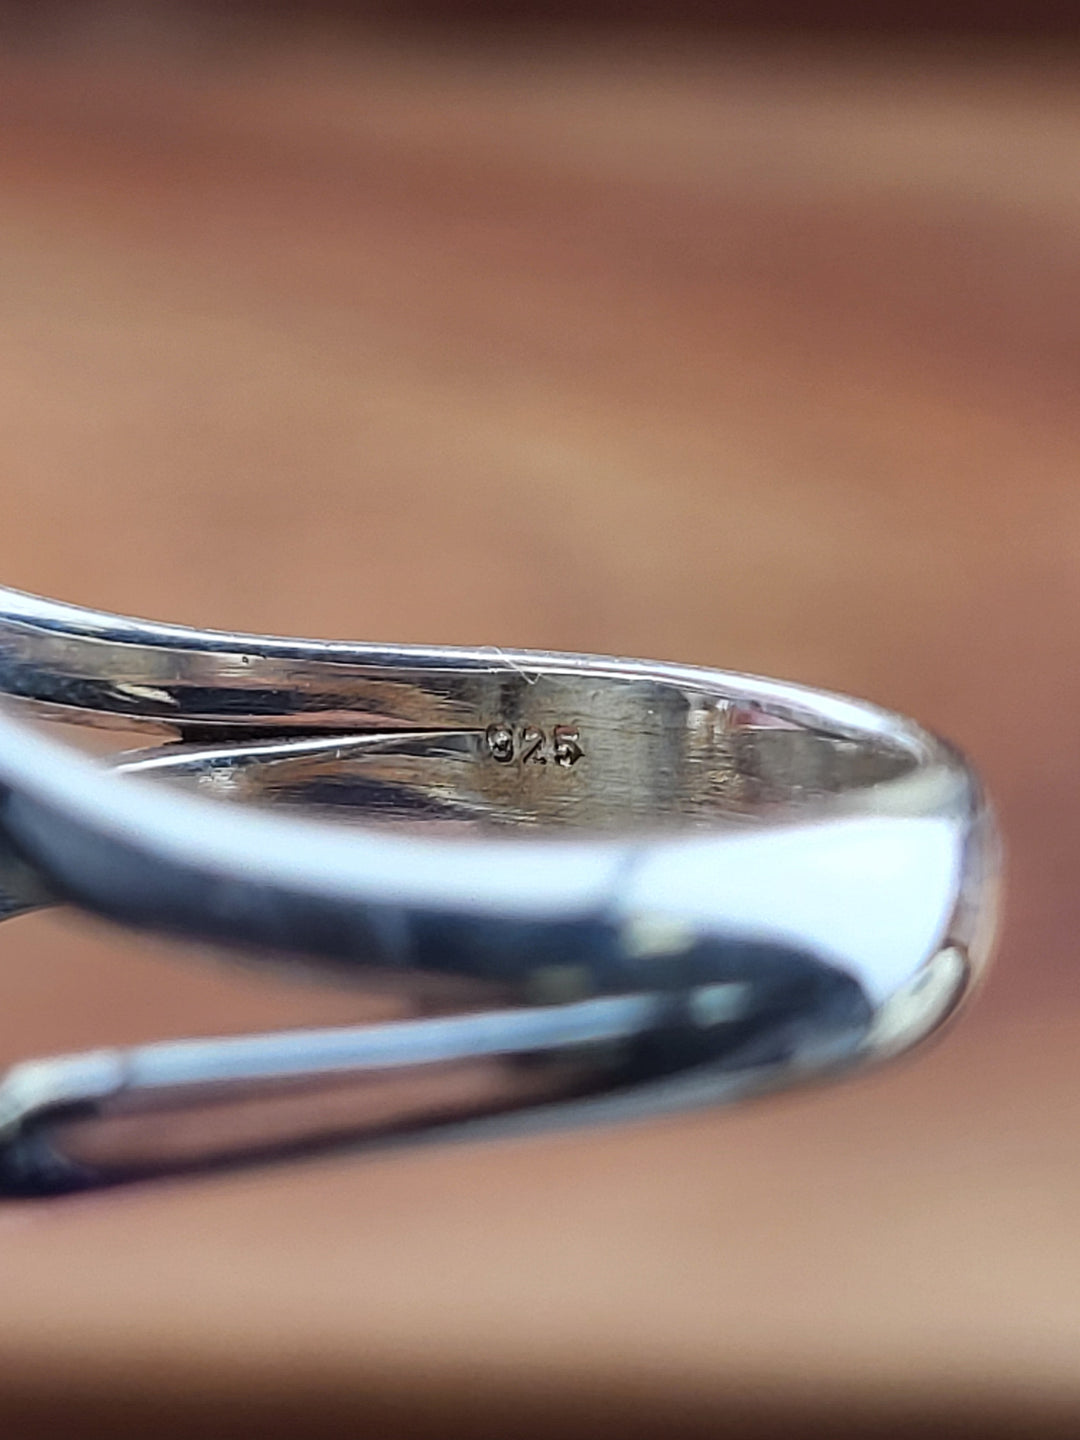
[0,585,999,1192]
[861,945,970,1058]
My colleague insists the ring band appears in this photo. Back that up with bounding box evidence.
[0,586,998,1191]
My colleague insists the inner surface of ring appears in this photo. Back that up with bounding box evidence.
[111,673,919,833]
[0,591,929,833]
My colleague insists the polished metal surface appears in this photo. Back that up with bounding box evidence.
[0,585,998,1191]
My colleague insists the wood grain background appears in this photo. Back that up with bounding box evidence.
[0,15,1078,1437]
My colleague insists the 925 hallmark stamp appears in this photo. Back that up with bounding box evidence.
[484,723,583,768]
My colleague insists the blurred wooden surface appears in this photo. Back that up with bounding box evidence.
[0,26,1079,1437]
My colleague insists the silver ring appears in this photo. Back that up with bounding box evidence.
[0,585,998,1191]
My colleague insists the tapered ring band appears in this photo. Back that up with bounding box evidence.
[0,587,998,1190]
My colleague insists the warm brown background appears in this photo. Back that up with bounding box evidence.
[0,9,1078,1437]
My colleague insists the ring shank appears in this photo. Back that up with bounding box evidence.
[0,585,998,1191]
